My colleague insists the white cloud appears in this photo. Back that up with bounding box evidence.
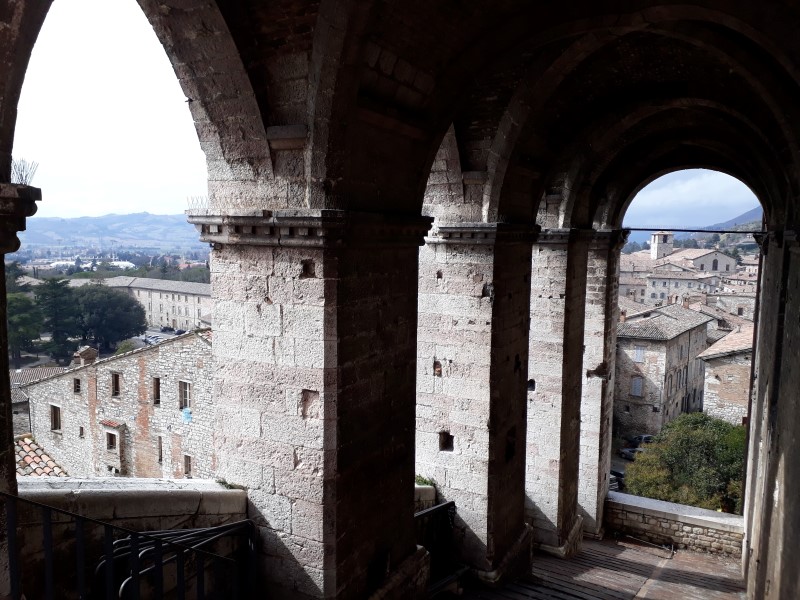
[624,169,760,228]
[12,0,207,218]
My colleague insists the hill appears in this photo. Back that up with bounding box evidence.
[19,212,206,251]
[626,205,762,243]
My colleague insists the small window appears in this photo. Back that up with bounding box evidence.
[106,432,117,451]
[179,381,192,409]
[78,426,84,438]
[688,282,694,288]
[633,345,645,363]
[73,378,81,393]
[662,281,667,287]
[50,405,61,431]
[737,307,744,316]
[184,455,192,478]
[153,377,161,404]
[439,431,454,452]
[650,293,657,298]
[631,377,643,397]
[712,259,719,271]
[158,437,163,463]
[674,282,679,288]
[725,264,730,271]
[640,289,644,296]
[111,373,121,397]
[660,292,665,299]
[651,281,656,287]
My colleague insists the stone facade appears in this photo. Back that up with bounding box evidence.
[708,293,758,321]
[605,492,744,556]
[26,332,213,479]
[105,276,211,330]
[698,325,754,425]
[615,305,711,438]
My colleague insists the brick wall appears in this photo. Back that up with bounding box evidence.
[27,333,213,479]
[605,491,744,556]
[702,352,751,425]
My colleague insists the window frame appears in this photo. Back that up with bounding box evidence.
[50,404,62,432]
[179,380,192,409]
[111,372,121,397]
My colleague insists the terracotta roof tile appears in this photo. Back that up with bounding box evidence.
[698,325,755,359]
[100,419,124,428]
[13,436,68,477]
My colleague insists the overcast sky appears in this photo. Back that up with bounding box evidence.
[12,0,207,219]
[13,2,761,225]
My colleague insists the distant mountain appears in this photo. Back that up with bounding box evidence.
[626,205,762,243]
[19,212,206,251]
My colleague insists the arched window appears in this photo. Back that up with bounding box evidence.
[712,259,719,270]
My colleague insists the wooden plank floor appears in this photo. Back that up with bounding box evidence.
[460,539,746,600]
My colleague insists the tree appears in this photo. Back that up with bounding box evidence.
[73,285,146,351]
[642,241,650,250]
[626,413,746,513]
[6,293,41,368]
[684,238,700,249]
[35,278,80,363]
[5,261,28,293]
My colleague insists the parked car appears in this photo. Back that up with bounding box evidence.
[175,329,186,335]
[619,447,646,461]
[160,326,175,333]
[626,434,655,447]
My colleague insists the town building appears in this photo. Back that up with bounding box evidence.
[614,303,713,438]
[104,276,211,330]
[25,331,213,479]
[698,325,755,426]
[9,366,65,435]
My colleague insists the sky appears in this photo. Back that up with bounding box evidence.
[12,3,761,224]
[12,0,207,218]
[624,169,760,228]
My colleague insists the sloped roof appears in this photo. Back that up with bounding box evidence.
[104,276,210,296]
[10,367,66,403]
[14,436,68,477]
[618,303,713,341]
[698,325,755,360]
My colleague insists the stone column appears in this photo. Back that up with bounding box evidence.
[525,229,591,556]
[415,223,535,582]
[744,230,800,599]
[189,209,432,600]
[0,183,39,599]
[579,230,627,537]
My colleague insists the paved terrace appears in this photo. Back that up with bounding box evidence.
[460,538,745,600]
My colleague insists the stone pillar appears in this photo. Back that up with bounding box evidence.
[0,183,39,599]
[745,230,800,599]
[578,230,627,537]
[415,223,535,582]
[525,229,591,556]
[189,209,432,600]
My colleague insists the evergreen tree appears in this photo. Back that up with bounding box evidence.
[7,293,41,368]
[5,261,28,293]
[35,278,80,363]
[73,285,147,351]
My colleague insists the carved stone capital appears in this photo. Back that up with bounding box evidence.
[0,184,40,254]
[186,209,433,249]
[426,222,539,245]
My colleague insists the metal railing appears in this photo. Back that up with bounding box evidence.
[414,500,466,594]
[1,490,255,600]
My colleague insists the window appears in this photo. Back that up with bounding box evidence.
[688,282,694,288]
[111,373,121,397]
[660,292,665,299]
[73,378,81,393]
[674,282,679,287]
[662,281,667,287]
[631,377,643,397]
[50,405,61,431]
[152,377,161,405]
[158,437,163,463]
[184,455,192,478]
[712,259,719,270]
[640,289,644,296]
[633,345,645,363]
[650,293,657,298]
[651,281,657,287]
[700,263,705,270]
[106,432,117,451]
[79,426,84,438]
[179,381,192,409]
[725,264,730,271]
[738,307,744,316]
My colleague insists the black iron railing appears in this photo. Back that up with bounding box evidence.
[414,500,466,594]
[1,490,255,600]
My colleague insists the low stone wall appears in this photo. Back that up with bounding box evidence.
[414,483,435,512]
[605,491,744,556]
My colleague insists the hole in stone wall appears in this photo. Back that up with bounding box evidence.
[436,270,443,279]
[481,283,493,298]
[301,259,316,278]
[433,360,442,377]
[624,405,630,413]
[527,379,536,391]
[505,427,517,463]
[300,389,320,419]
[439,431,454,452]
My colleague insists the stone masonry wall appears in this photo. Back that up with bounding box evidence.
[702,352,751,425]
[605,492,744,556]
[27,333,213,479]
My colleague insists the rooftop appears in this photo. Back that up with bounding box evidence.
[14,436,68,477]
[698,325,755,360]
[618,303,714,341]
[104,276,210,296]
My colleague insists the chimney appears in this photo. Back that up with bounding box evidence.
[619,310,627,323]
[72,346,98,367]
[682,297,690,309]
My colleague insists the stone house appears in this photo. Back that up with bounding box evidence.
[9,366,65,435]
[698,325,755,426]
[614,303,713,438]
[25,331,212,479]
[707,293,758,321]
[104,276,211,330]
[645,271,718,305]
